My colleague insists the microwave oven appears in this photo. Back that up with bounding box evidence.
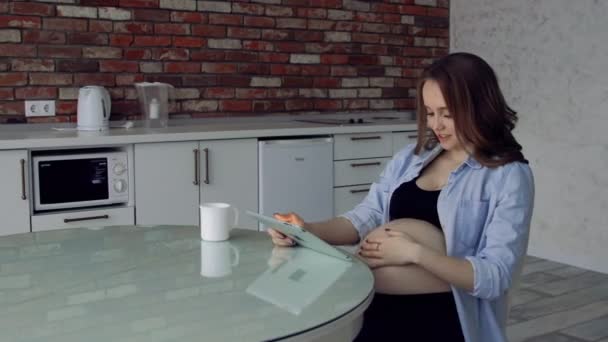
[32,151,130,211]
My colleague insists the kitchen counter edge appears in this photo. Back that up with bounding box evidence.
[0,119,418,150]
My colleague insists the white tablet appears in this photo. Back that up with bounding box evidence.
[245,211,352,262]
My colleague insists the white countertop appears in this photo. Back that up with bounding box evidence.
[0,112,417,150]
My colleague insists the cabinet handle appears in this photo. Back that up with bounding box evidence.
[407,134,418,139]
[349,188,370,194]
[203,148,210,185]
[64,215,109,223]
[350,162,382,167]
[193,149,200,185]
[350,136,381,141]
[20,158,26,200]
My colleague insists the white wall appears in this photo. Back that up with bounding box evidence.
[451,0,608,273]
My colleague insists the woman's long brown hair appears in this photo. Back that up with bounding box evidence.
[414,52,526,167]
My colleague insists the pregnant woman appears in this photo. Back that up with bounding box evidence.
[268,52,534,342]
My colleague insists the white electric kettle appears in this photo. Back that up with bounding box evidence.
[77,86,111,131]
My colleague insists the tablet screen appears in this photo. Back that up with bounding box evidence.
[245,211,352,261]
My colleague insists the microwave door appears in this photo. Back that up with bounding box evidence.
[36,158,111,210]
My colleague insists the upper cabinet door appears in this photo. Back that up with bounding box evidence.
[0,150,31,236]
[134,141,199,226]
[199,139,258,230]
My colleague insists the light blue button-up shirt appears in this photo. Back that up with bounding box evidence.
[341,144,535,342]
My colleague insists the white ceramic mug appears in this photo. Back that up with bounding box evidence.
[200,202,239,241]
[200,241,239,278]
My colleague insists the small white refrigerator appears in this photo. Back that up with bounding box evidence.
[258,137,334,228]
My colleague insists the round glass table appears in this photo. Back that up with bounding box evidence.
[0,226,374,342]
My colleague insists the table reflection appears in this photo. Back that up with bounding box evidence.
[246,247,352,315]
[199,241,240,278]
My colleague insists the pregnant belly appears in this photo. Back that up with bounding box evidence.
[368,218,451,295]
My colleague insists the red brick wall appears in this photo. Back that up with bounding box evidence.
[0,0,448,123]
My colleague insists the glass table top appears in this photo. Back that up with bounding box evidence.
[0,226,374,342]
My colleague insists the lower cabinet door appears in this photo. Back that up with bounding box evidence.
[199,139,258,230]
[0,150,31,236]
[135,141,199,226]
[334,185,372,216]
[31,206,134,232]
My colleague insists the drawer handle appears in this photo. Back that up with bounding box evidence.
[407,134,418,139]
[350,136,382,141]
[349,188,370,194]
[64,215,109,223]
[350,162,382,167]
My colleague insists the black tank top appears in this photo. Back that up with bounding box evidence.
[389,177,442,229]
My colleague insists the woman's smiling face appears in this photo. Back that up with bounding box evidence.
[422,79,465,153]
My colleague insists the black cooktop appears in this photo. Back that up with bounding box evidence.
[293,116,400,125]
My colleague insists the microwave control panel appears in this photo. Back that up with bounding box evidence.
[108,153,129,199]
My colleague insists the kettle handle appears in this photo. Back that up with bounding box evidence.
[168,84,176,111]
[102,88,111,119]
[101,98,107,118]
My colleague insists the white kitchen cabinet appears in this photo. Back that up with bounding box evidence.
[134,139,258,229]
[333,130,416,215]
[0,150,31,236]
[392,131,419,155]
[135,141,200,225]
[333,133,392,216]
[199,139,258,230]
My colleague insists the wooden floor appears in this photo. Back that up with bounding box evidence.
[507,256,608,342]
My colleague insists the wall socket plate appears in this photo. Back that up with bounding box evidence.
[25,100,56,117]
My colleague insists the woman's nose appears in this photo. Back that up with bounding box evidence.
[430,116,443,130]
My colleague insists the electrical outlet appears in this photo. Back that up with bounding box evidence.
[25,100,55,117]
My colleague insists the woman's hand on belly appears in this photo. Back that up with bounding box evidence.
[359,218,445,268]
[360,230,420,268]
[356,221,409,268]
